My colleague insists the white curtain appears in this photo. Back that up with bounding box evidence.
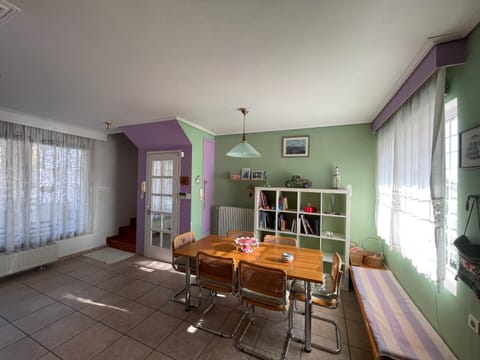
[376,70,446,286]
[0,121,95,253]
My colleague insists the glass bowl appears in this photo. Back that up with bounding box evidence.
[234,237,259,253]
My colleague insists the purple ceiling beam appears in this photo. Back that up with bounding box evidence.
[371,38,467,132]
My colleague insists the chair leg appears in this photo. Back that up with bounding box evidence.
[171,277,200,308]
[291,299,342,354]
[236,303,298,360]
[310,314,342,354]
[195,290,243,338]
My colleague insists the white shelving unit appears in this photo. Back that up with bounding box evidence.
[254,186,351,289]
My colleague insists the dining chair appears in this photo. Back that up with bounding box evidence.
[226,229,255,238]
[236,260,294,360]
[291,252,343,353]
[171,231,197,305]
[194,252,242,338]
[263,234,297,247]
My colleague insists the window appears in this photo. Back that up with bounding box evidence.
[444,98,459,294]
[0,122,94,253]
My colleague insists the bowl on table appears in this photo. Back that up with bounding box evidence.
[234,237,259,253]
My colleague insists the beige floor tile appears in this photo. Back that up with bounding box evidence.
[190,302,233,333]
[45,279,91,302]
[80,268,119,286]
[300,344,350,359]
[157,299,197,321]
[199,336,249,360]
[0,323,26,349]
[145,351,174,360]
[0,317,7,326]
[112,278,155,300]
[254,319,297,357]
[346,319,372,351]
[0,336,48,360]
[91,335,153,360]
[157,320,213,359]
[350,345,374,360]
[53,322,121,360]
[97,274,131,291]
[161,273,186,291]
[129,310,182,348]
[16,267,61,286]
[135,268,175,285]
[56,284,110,310]
[29,273,73,293]
[0,281,40,308]
[135,286,172,309]
[13,302,74,334]
[0,292,55,321]
[101,301,154,333]
[32,312,96,350]
[80,293,131,321]
[38,352,62,359]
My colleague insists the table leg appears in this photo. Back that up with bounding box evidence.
[304,281,312,352]
[184,259,191,311]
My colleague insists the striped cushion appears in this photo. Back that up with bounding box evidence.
[352,267,456,360]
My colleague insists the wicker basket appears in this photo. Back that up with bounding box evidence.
[349,241,364,266]
[363,250,384,267]
[362,237,384,267]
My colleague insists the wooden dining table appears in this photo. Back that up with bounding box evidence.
[173,234,324,352]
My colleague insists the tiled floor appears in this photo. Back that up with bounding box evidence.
[0,252,373,359]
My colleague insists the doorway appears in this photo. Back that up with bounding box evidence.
[145,151,181,261]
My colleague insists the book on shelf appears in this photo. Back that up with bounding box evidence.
[315,219,320,236]
[291,219,296,232]
[305,218,314,235]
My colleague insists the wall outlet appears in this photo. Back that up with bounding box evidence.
[468,314,479,334]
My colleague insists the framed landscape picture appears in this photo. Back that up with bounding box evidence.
[460,125,480,168]
[282,136,309,157]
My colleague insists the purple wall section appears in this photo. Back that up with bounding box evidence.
[120,120,192,255]
[371,38,467,132]
[202,137,215,234]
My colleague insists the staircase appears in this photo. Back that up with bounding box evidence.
[106,218,136,253]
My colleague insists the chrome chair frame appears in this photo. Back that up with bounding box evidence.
[171,231,198,307]
[194,252,242,338]
[236,260,298,360]
[291,252,343,354]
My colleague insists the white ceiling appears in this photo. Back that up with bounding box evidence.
[0,0,479,137]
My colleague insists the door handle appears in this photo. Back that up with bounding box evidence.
[147,206,151,215]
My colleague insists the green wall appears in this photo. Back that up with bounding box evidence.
[214,124,377,242]
[179,121,214,238]
[385,25,480,360]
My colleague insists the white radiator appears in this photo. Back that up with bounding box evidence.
[0,243,59,278]
[218,206,254,236]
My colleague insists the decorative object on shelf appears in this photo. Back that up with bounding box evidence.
[241,168,251,180]
[251,170,265,180]
[460,125,480,168]
[229,173,241,180]
[285,175,312,188]
[332,166,340,188]
[330,195,336,213]
[226,108,261,158]
[282,136,309,157]
[247,184,255,197]
[234,237,259,253]
[303,203,317,213]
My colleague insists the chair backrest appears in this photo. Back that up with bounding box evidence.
[226,230,255,238]
[263,235,297,247]
[197,251,236,293]
[330,252,343,300]
[171,231,195,268]
[238,260,288,312]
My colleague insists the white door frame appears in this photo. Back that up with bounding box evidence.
[144,150,181,261]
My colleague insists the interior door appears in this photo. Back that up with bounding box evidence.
[202,138,215,234]
[145,151,180,261]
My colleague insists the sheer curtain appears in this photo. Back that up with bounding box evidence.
[376,70,446,287]
[0,121,95,253]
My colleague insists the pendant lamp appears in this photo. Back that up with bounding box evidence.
[226,108,261,158]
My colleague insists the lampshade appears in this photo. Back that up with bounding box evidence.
[226,108,261,158]
[226,140,261,158]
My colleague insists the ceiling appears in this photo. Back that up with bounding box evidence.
[0,0,479,137]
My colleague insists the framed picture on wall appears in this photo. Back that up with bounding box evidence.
[251,170,265,180]
[460,125,480,168]
[282,136,309,157]
[241,168,251,180]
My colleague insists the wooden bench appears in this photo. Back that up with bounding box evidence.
[350,266,456,360]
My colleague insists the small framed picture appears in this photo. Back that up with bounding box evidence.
[251,170,265,181]
[282,136,309,157]
[460,125,480,168]
[241,168,251,180]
